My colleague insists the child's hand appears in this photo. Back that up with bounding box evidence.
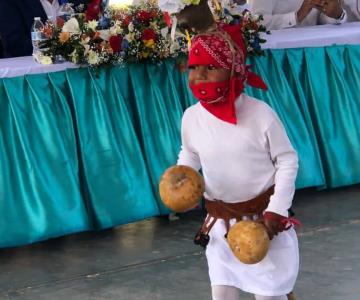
[261,212,287,240]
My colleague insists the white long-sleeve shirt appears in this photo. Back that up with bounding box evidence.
[250,0,347,30]
[177,94,298,217]
[343,0,360,21]
[40,0,60,23]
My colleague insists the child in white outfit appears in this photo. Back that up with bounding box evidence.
[177,24,299,300]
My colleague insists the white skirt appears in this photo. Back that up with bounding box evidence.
[206,218,299,296]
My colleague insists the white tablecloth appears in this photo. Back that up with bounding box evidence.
[1,22,360,78]
[0,56,78,79]
[263,22,360,49]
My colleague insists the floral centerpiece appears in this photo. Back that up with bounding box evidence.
[107,3,187,62]
[158,0,269,57]
[37,0,268,66]
[38,1,188,66]
[224,9,269,57]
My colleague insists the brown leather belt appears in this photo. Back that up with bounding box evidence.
[194,185,274,248]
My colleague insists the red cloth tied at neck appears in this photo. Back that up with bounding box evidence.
[188,24,267,124]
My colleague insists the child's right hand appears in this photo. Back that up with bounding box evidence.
[261,212,287,240]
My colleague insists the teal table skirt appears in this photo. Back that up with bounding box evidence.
[1,45,360,248]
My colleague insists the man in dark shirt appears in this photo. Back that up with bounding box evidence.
[0,36,4,58]
[0,0,86,58]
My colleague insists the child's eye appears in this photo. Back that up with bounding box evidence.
[188,65,198,70]
[207,65,217,70]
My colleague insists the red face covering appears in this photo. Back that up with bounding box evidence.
[189,78,244,124]
[189,81,229,103]
[188,24,267,124]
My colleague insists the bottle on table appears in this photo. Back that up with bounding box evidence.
[31,17,45,62]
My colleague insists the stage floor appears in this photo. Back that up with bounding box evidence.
[1,185,359,300]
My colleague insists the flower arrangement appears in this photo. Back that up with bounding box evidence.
[223,9,270,56]
[38,1,188,66]
[108,3,187,62]
[158,0,269,57]
[37,0,268,66]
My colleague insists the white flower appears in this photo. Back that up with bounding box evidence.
[253,14,260,21]
[83,44,90,56]
[98,29,110,41]
[87,50,100,65]
[170,41,180,53]
[244,11,251,18]
[161,27,169,38]
[158,0,186,14]
[150,21,158,29]
[125,32,135,41]
[39,55,53,65]
[79,36,90,55]
[128,22,134,32]
[110,21,123,35]
[87,20,98,31]
[81,36,90,45]
[62,18,80,34]
[70,50,79,64]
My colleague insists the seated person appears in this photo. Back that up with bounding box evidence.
[0,36,4,59]
[343,0,360,21]
[0,0,86,58]
[223,0,252,15]
[250,0,348,30]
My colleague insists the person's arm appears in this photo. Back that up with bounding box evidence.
[317,0,348,24]
[342,0,360,21]
[264,116,299,218]
[0,1,33,57]
[251,0,300,30]
[177,110,201,171]
[260,114,298,239]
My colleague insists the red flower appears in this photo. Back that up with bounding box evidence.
[93,31,101,40]
[85,0,101,21]
[142,28,156,41]
[163,12,171,28]
[42,24,53,38]
[109,35,122,53]
[123,15,132,26]
[137,10,151,23]
[250,22,259,30]
[56,17,65,28]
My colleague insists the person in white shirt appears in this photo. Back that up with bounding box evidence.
[250,0,348,30]
[40,0,60,23]
[342,0,360,21]
[223,0,252,15]
[177,23,299,300]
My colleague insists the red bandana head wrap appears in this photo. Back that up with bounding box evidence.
[188,24,267,124]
